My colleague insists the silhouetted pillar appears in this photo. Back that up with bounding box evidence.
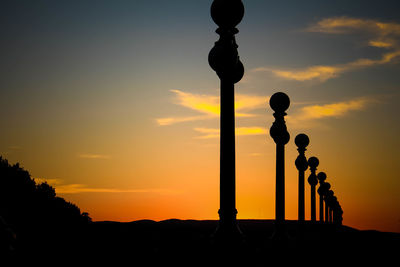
[307,157,319,222]
[324,183,331,223]
[317,172,327,222]
[331,196,337,224]
[208,0,244,241]
[335,205,343,225]
[325,204,329,224]
[326,190,334,223]
[269,92,290,239]
[295,134,309,222]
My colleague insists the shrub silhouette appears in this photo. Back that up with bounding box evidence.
[0,156,91,255]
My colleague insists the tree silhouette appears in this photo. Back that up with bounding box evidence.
[0,156,91,256]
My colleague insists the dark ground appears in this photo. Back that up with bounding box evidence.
[9,219,400,266]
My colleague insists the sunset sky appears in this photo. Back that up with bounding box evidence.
[1,0,400,233]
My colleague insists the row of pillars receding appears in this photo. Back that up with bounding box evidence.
[295,134,343,225]
[269,93,344,239]
[295,128,344,225]
[208,0,343,243]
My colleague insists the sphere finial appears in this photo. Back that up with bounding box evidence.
[317,172,327,182]
[308,156,319,169]
[270,92,290,113]
[295,133,309,149]
[325,182,331,190]
[211,0,244,29]
[208,0,245,83]
[318,181,330,196]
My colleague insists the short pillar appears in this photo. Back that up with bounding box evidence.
[307,157,319,222]
[317,172,327,222]
[295,134,309,222]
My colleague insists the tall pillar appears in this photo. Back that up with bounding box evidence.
[269,92,290,239]
[307,157,319,222]
[295,134,309,222]
[317,172,327,222]
[208,0,244,241]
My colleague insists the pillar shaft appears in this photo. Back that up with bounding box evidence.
[298,171,305,221]
[311,185,316,221]
[219,80,237,223]
[269,92,290,241]
[295,134,309,222]
[307,157,319,223]
[319,194,324,222]
[276,143,285,223]
[325,199,329,223]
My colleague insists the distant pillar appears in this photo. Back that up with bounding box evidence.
[295,134,309,222]
[317,172,327,222]
[269,92,290,239]
[208,0,245,241]
[326,190,334,223]
[336,205,343,225]
[331,196,338,224]
[307,157,319,222]
[322,182,331,224]
[325,203,329,223]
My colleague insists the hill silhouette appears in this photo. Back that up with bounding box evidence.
[82,219,400,265]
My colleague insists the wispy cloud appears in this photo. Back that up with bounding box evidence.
[306,17,400,36]
[35,178,64,186]
[193,128,219,139]
[35,178,177,195]
[287,96,378,128]
[170,89,219,116]
[156,115,212,126]
[235,94,269,112]
[253,17,400,82]
[54,184,174,194]
[156,90,268,126]
[78,154,111,159]
[254,65,341,82]
[295,97,374,120]
[236,127,268,136]
[194,127,268,139]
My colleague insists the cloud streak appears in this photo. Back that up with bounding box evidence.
[194,127,268,139]
[287,96,378,128]
[34,178,177,195]
[296,98,374,120]
[254,17,400,82]
[157,90,268,126]
[156,115,212,126]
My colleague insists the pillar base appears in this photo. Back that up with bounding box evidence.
[271,220,289,246]
[212,209,243,245]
